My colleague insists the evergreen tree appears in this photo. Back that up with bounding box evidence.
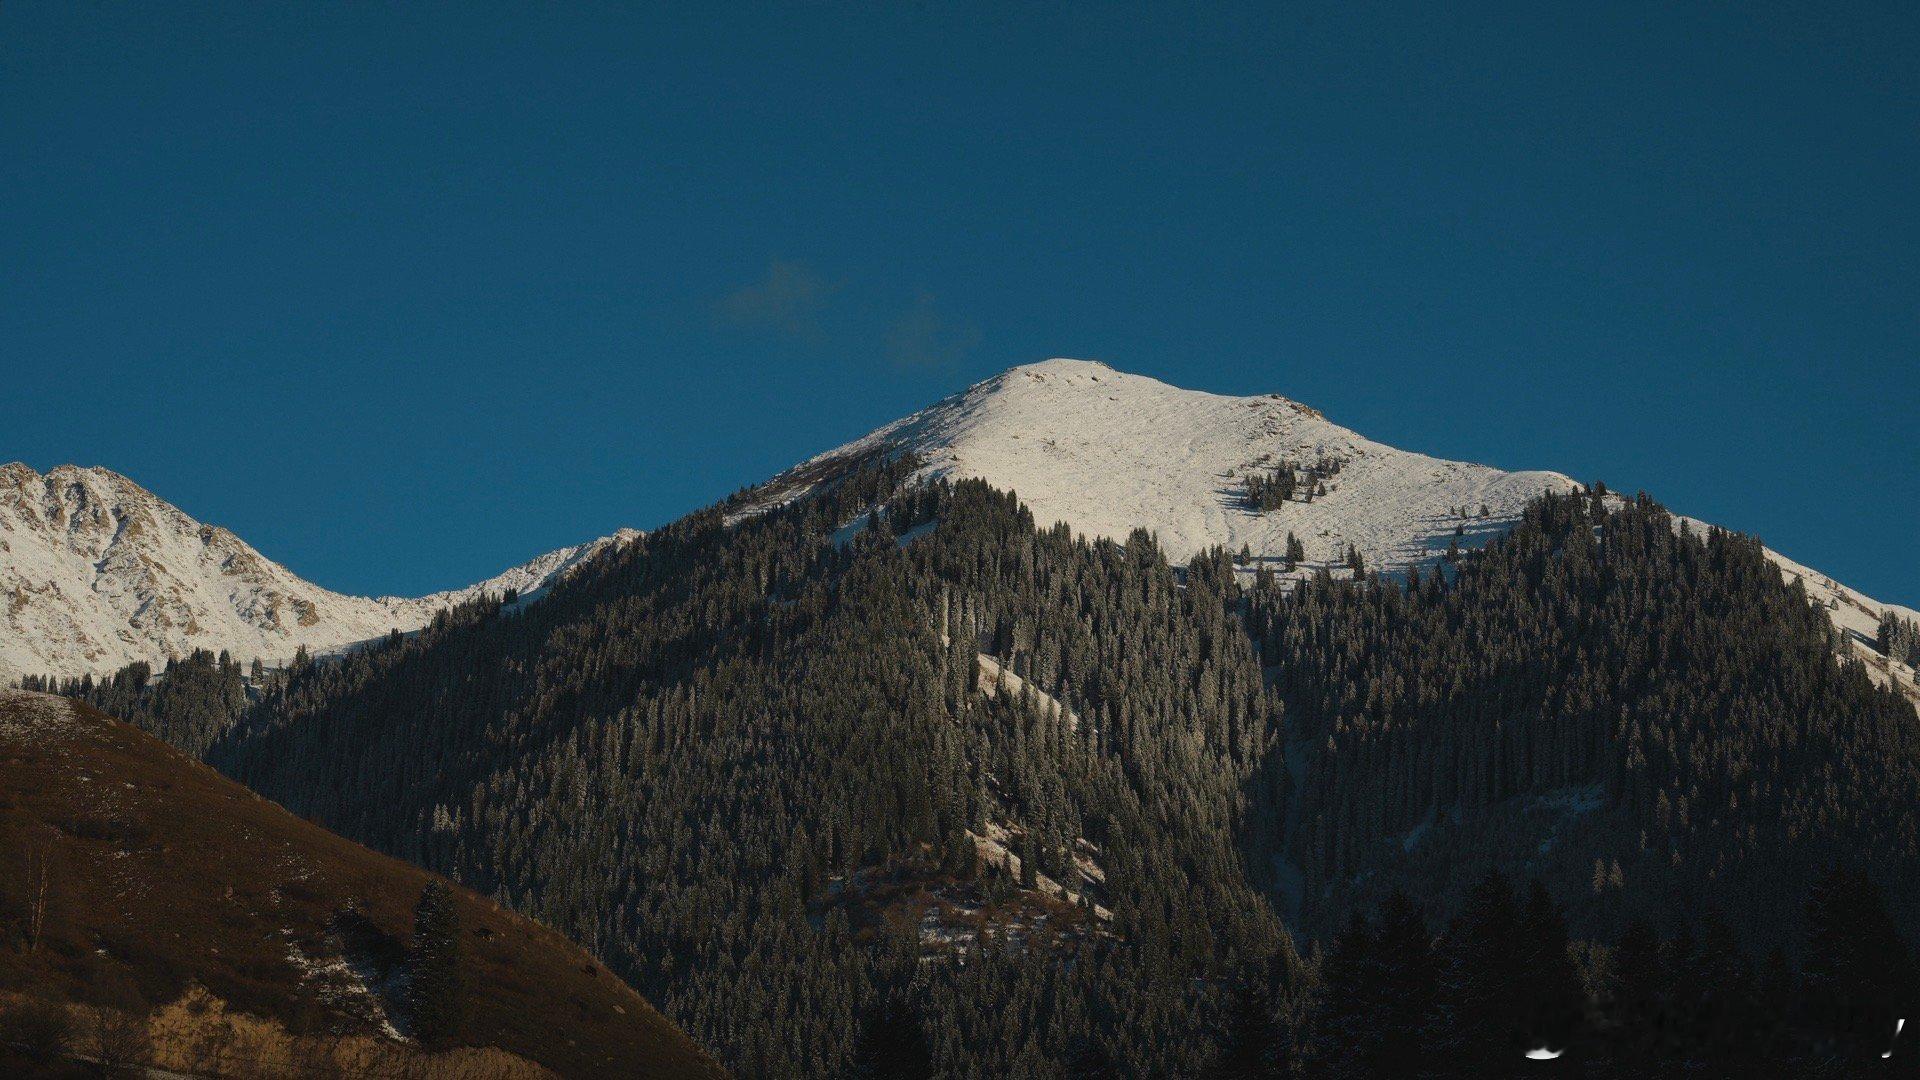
[1607,917,1673,1063]
[1878,611,1920,665]
[409,881,465,1044]
[1680,914,1761,1065]
[1316,893,1439,1078]
[1206,975,1282,1079]
[1062,1035,1121,1080]
[847,991,933,1080]
[1438,869,1521,1070]
[1244,463,1298,511]
[1371,891,1439,1075]
[1802,866,1917,1063]
[1314,913,1379,1078]
[1514,880,1584,1054]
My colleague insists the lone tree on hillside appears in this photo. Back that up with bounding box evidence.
[408,882,465,1044]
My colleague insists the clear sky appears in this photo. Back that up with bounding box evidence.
[5,4,1915,604]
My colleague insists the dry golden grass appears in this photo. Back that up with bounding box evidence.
[0,694,725,1078]
[137,983,554,1078]
[4,986,556,1078]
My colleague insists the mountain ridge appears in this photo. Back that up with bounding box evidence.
[0,462,636,680]
[8,360,1914,697]
[760,357,1919,701]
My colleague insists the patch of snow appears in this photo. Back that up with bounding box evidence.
[1530,784,1606,855]
[283,931,408,1042]
[966,821,1112,921]
[1530,784,1606,817]
[829,507,937,551]
[830,515,873,550]
[975,653,1080,731]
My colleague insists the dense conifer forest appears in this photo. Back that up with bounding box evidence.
[31,467,1920,1075]
[1245,489,1920,946]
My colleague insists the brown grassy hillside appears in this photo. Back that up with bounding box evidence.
[0,690,725,1078]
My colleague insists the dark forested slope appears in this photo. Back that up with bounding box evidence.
[1246,489,1920,942]
[45,467,1920,1076]
[206,464,1294,1076]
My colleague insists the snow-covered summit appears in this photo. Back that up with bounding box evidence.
[783,357,1578,573]
[0,463,634,680]
[767,358,1920,701]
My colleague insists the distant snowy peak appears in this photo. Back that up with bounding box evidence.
[0,463,634,680]
[763,358,1919,702]
[405,528,644,608]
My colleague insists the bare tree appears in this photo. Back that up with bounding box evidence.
[26,848,49,951]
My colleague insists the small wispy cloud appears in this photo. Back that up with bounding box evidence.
[886,291,980,369]
[716,259,839,339]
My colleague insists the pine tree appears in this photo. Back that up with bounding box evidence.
[1439,869,1520,1068]
[1803,866,1916,1062]
[1314,913,1379,1078]
[1608,917,1672,1062]
[1063,1035,1121,1079]
[1514,880,1584,1053]
[408,881,465,1044]
[1318,892,1439,1078]
[1878,611,1920,665]
[1373,891,1440,1074]
[847,991,933,1080]
[1206,975,1282,1079]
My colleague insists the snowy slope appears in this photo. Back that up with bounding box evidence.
[0,463,635,680]
[765,358,1920,700]
[772,358,1575,572]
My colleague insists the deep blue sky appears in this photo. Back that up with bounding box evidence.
[5,4,1915,604]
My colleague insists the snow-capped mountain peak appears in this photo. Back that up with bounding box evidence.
[778,357,1578,574]
[761,358,1919,703]
[0,462,633,680]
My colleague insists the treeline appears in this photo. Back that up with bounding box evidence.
[19,648,259,757]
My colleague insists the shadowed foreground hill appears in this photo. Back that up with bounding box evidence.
[0,689,724,1079]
